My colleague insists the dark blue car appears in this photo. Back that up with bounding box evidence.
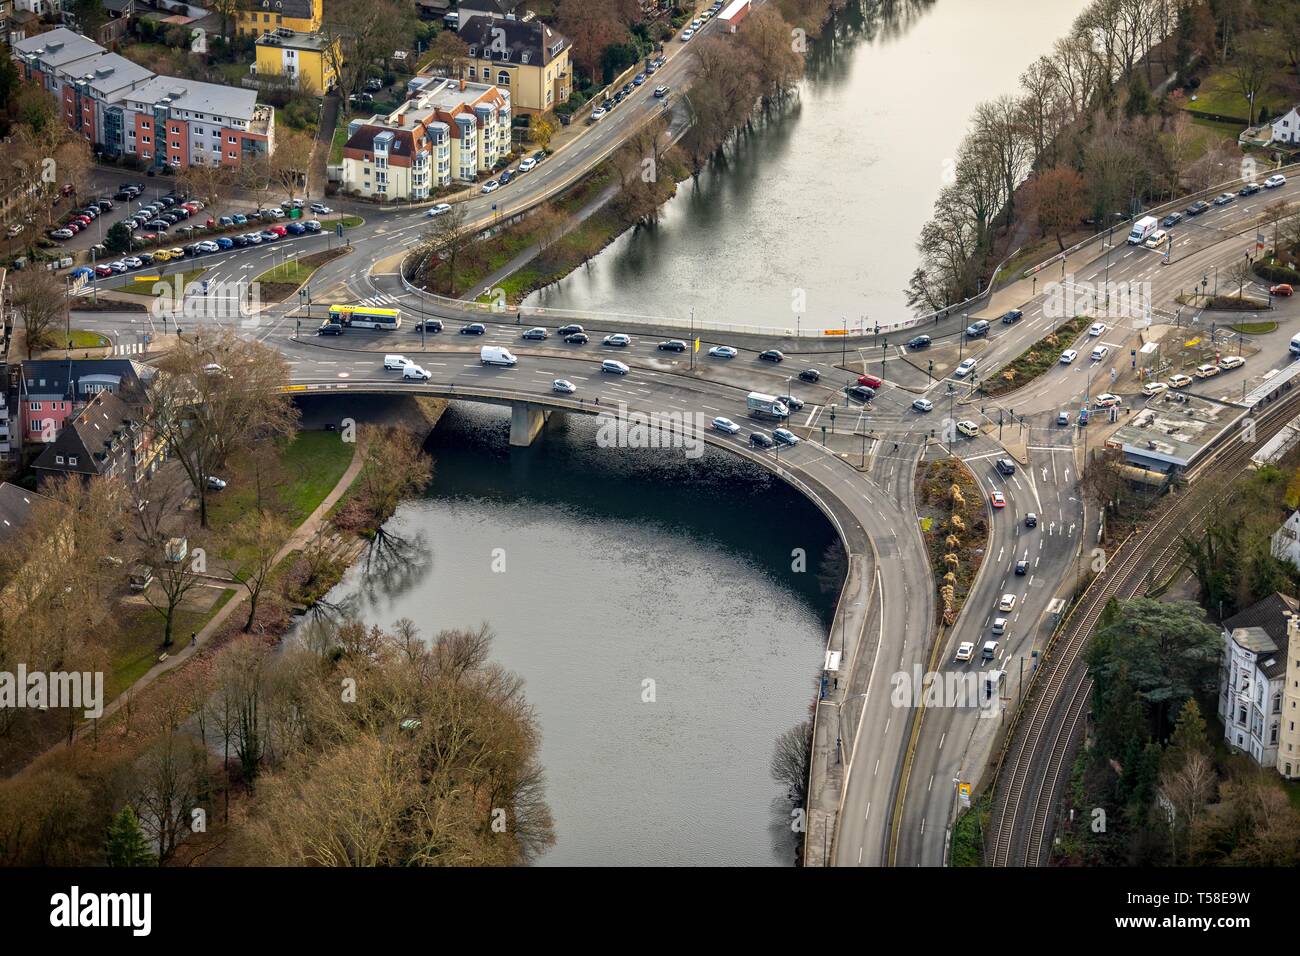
[286,222,307,235]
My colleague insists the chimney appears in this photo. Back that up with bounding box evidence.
[460,77,466,92]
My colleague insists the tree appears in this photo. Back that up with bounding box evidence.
[180,156,239,212]
[227,509,290,631]
[1226,256,1253,299]
[1031,166,1087,251]
[105,221,132,254]
[350,425,433,528]
[412,202,472,296]
[424,29,468,78]
[270,129,316,202]
[1226,38,1274,125]
[556,0,628,82]
[321,0,416,100]
[771,720,812,805]
[10,267,67,356]
[104,807,157,867]
[133,474,207,648]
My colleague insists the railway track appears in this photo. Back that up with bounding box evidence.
[987,386,1300,867]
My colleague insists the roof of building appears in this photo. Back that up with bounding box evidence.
[18,359,153,403]
[458,0,523,15]
[460,14,569,67]
[33,390,141,479]
[67,51,155,99]
[125,74,261,123]
[12,27,106,71]
[244,0,316,20]
[1224,592,1300,680]
[0,482,48,547]
[102,0,136,14]
[255,28,332,52]
[1109,391,1245,469]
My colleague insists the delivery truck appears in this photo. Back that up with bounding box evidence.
[1126,215,1158,245]
[480,346,518,367]
[746,391,789,420]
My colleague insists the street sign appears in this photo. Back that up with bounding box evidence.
[958,782,971,808]
[336,223,344,238]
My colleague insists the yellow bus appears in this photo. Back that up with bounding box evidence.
[328,304,402,330]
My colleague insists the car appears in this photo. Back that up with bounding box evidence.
[232,214,248,225]
[520,327,549,341]
[712,417,741,434]
[159,197,176,208]
[846,385,874,402]
[94,199,113,212]
[996,457,1016,475]
[182,244,201,258]
[565,332,589,344]
[135,253,154,267]
[1168,373,1193,388]
[267,207,285,218]
[998,593,1017,612]
[402,365,432,381]
[777,395,804,411]
[499,170,512,186]
[646,62,658,75]
[94,264,113,277]
[680,29,694,41]
[601,359,630,375]
[232,235,251,247]
[657,339,687,352]
[1000,309,1024,324]
[49,228,74,240]
[286,222,307,235]
[654,85,670,98]
[412,319,443,333]
[1090,345,1109,361]
[633,73,646,86]
[153,249,173,262]
[1219,355,1246,371]
[427,203,452,218]
[206,476,227,491]
[242,232,261,244]
[991,618,1008,635]
[557,324,583,336]
[481,180,500,194]
[954,641,976,663]
[690,17,702,27]
[603,333,631,347]
[1057,410,1070,426]
[912,398,933,413]
[269,225,287,237]
[954,358,977,378]
[317,320,344,336]
[907,335,932,349]
[197,240,219,253]
[749,431,775,448]
[1160,212,1183,227]
[799,368,821,382]
[590,107,608,122]
[552,379,577,394]
[1142,381,1168,397]
[1088,322,1106,336]
[1094,392,1121,408]
[1194,363,1220,379]
[990,491,1006,509]
[956,420,979,437]
[1024,512,1038,528]
[1213,192,1235,205]
[108,261,129,274]
[708,345,738,359]
[965,319,990,338]
[1015,559,1028,576]
[773,428,800,446]
[460,323,487,335]
[857,373,883,389]
[981,640,1000,662]
[122,256,143,268]
[518,158,538,174]
[259,230,279,242]
[1265,174,1287,189]
[1239,182,1261,196]
[1186,199,1210,216]
[1058,349,1076,364]
[1271,284,1294,296]
[759,349,784,363]
[1143,230,1168,249]
[304,219,322,232]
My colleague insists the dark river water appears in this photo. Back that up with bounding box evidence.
[318,404,843,865]
[525,0,1092,330]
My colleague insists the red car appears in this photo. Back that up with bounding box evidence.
[94,264,113,277]
[857,373,883,389]
[990,491,1006,509]
[270,224,288,236]
[1272,284,1294,297]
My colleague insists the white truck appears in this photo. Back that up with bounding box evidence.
[1126,215,1158,245]
[1290,332,1300,357]
[746,391,789,420]
[480,346,517,367]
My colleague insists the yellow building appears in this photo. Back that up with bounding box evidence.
[253,29,340,95]
[237,0,322,38]
[456,13,570,115]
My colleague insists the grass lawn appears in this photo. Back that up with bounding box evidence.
[111,268,206,296]
[254,247,349,301]
[1185,70,1289,122]
[107,589,235,697]
[68,330,110,348]
[256,258,320,286]
[1231,321,1279,334]
[329,122,350,165]
[207,429,355,534]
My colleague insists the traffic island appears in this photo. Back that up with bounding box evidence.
[254,247,351,302]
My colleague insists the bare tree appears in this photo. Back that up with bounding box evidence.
[227,509,291,631]
[11,267,68,357]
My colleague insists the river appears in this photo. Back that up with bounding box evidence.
[315,404,844,865]
[525,0,1092,330]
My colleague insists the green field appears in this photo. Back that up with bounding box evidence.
[207,429,355,533]
[67,330,110,348]
[111,269,206,297]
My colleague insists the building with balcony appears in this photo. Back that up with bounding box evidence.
[1218,592,1299,770]
[237,0,321,37]
[252,27,340,95]
[456,12,569,115]
[341,77,509,201]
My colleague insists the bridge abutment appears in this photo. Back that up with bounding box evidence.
[509,402,551,446]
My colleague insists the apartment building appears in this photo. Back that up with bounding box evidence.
[456,13,570,115]
[237,0,322,37]
[1218,592,1299,770]
[253,28,340,95]
[15,358,153,449]
[341,77,510,200]
[32,389,161,488]
[12,28,275,169]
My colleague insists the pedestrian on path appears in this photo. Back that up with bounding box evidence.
[190,632,197,648]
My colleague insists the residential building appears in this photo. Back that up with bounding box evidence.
[456,13,569,115]
[1271,106,1300,147]
[1218,592,1299,769]
[236,0,322,37]
[1272,509,1300,570]
[1280,612,1300,778]
[0,481,46,548]
[252,28,339,95]
[32,389,161,487]
[15,358,153,449]
[456,0,523,21]
[12,28,275,169]
[341,77,510,200]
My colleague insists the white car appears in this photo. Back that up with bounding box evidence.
[992,617,1007,635]
[912,398,933,412]
[1143,230,1168,249]
[1219,355,1246,370]
[998,593,1017,612]
[1194,363,1220,378]
[123,256,143,268]
[591,107,608,121]
[518,157,537,173]
[954,641,976,662]
[552,379,576,394]
[310,203,333,214]
[480,180,500,193]
[1090,345,1108,361]
[1094,392,1121,408]
[197,240,219,253]
[1264,174,1287,189]
[402,364,432,381]
[1088,322,1106,336]
[603,333,631,347]
[205,476,227,490]
[712,417,741,434]
[680,28,694,41]
[1060,349,1078,364]
[1168,373,1193,388]
[954,358,976,378]
[653,85,670,98]
[426,203,452,217]
[1141,381,1168,397]
[708,345,737,358]
[956,420,979,437]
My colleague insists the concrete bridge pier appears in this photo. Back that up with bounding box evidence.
[509,402,551,446]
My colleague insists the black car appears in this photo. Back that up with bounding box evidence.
[564,332,589,344]
[996,457,1016,475]
[414,319,443,333]
[657,340,687,352]
[749,432,775,449]
[1160,212,1183,227]
[777,395,805,411]
[759,349,784,363]
[232,235,251,247]
[1025,513,1038,528]
[1240,182,1261,196]
[1015,559,1028,575]
[95,199,113,212]
[182,243,200,257]
[907,335,932,349]
[846,385,874,402]
[136,252,155,265]
[1000,309,1024,324]
[798,368,821,383]
[460,323,486,335]
[317,320,344,336]
[114,190,135,201]
[1186,200,1210,216]
[557,324,584,336]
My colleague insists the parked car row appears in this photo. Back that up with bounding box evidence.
[1139,355,1246,396]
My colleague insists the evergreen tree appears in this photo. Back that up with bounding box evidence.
[104,806,156,867]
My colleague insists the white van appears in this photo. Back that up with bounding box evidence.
[480,346,517,367]
[402,364,431,381]
[384,354,411,370]
[1290,332,1300,357]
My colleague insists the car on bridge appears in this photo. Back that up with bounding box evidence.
[601,359,629,375]
[521,327,549,340]
[912,398,933,413]
[461,323,487,335]
[1239,182,1261,196]
[1212,192,1235,205]
[712,417,741,434]
[1185,199,1210,216]
[603,333,631,347]
[657,339,687,352]
[954,358,977,377]
[590,107,608,122]
[906,335,931,349]
[552,379,576,394]
[708,345,737,358]
[1265,174,1287,189]
[402,364,432,381]
[954,641,975,662]
[990,491,1006,508]
[759,349,784,362]
[1160,212,1183,227]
